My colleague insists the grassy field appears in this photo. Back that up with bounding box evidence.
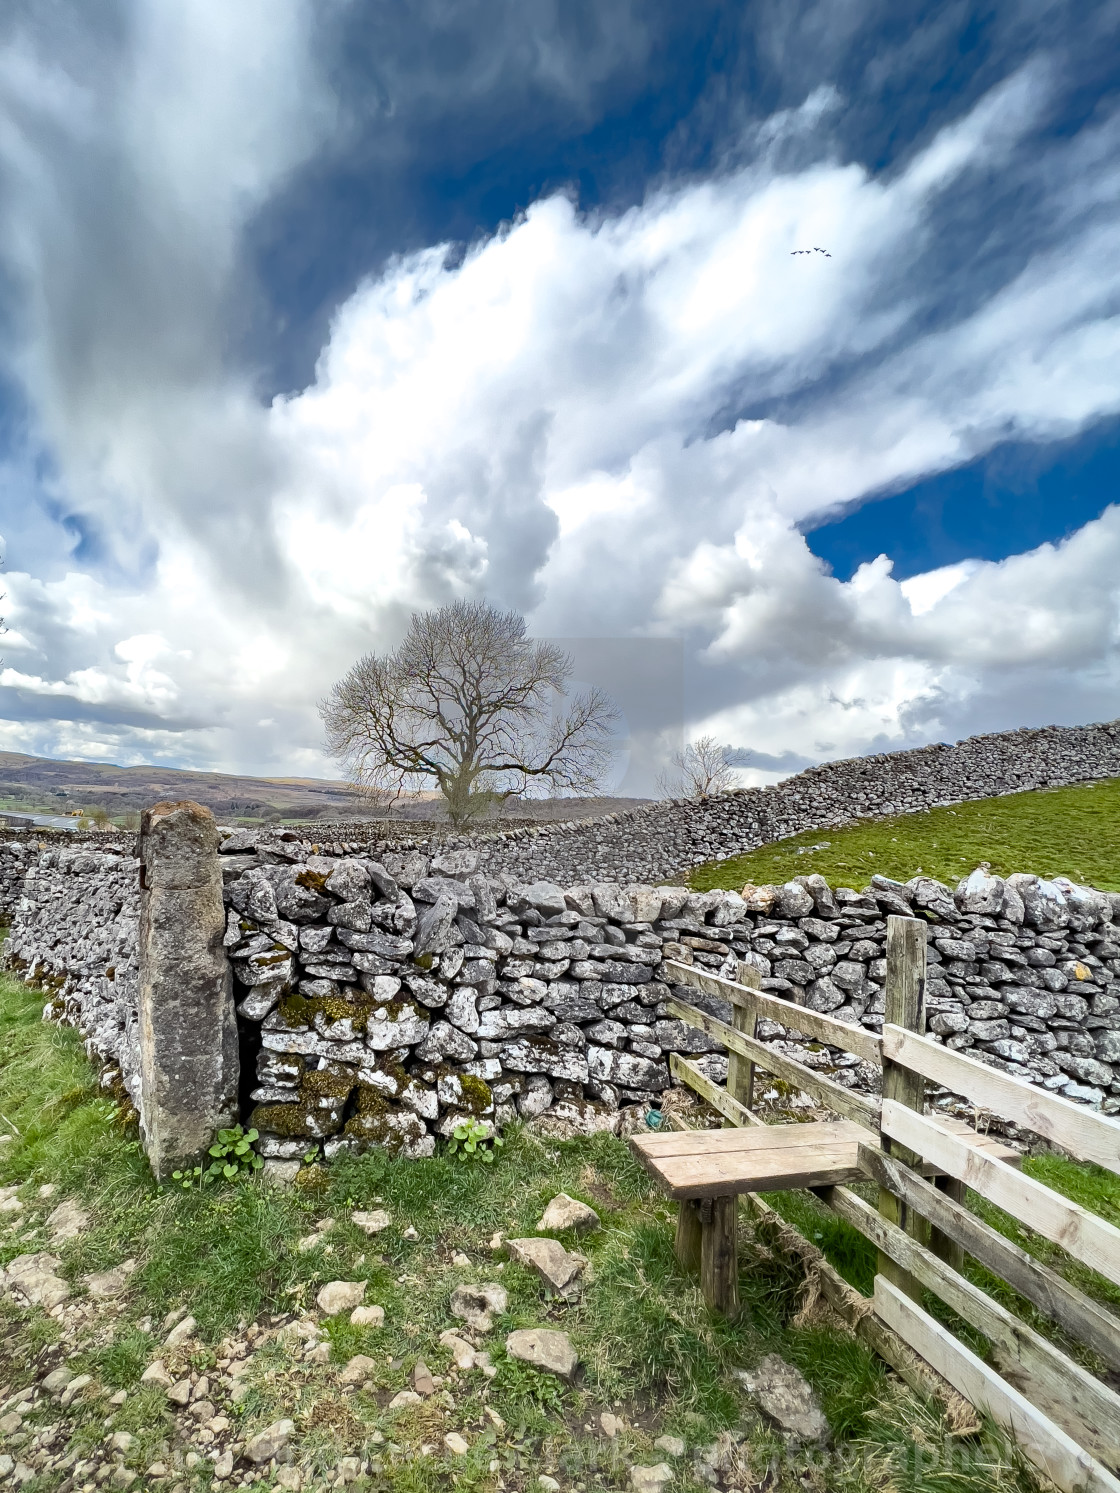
[0,974,1075,1493]
[689,777,1120,893]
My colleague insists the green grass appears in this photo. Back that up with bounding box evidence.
[0,971,1072,1493]
[688,776,1120,892]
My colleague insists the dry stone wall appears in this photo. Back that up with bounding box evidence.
[3,841,141,1108]
[6,826,1120,1167]
[298,717,1120,885]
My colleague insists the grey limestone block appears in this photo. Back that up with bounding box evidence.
[138,800,238,1180]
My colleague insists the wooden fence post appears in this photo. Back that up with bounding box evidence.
[879,915,929,1297]
[729,961,762,1119]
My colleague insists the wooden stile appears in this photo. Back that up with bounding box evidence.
[825,1184,1120,1468]
[882,1025,1120,1173]
[727,961,761,1116]
[858,1143,1120,1373]
[881,1101,1120,1291]
[666,959,883,1065]
[874,1277,1120,1493]
[663,996,879,1129]
[670,1053,759,1129]
[878,916,930,1296]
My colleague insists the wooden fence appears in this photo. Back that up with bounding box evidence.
[666,915,1120,1493]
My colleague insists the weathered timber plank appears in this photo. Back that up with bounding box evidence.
[881,1101,1120,1291]
[629,1119,869,1198]
[727,962,761,1116]
[826,1185,1120,1468]
[632,1119,867,1159]
[874,1277,1120,1493]
[883,1025,1120,1174]
[664,996,880,1129]
[700,1196,740,1317]
[857,1143,1120,1374]
[670,1054,761,1128]
[665,960,882,1065]
[675,1200,702,1273]
[879,915,929,1297]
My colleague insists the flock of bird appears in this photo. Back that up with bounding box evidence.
[791,246,832,257]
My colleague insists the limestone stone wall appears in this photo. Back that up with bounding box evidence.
[297,717,1120,885]
[6,825,1120,1163]
[3,841,141,1108]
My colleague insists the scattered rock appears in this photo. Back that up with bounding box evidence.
[536,1193,600,1235]
[600,1412,624,1438]
[505,1327,579,1380]
[213,1449,234,1480]
[140,1361,174,1388]
[42,1367,73,1394]
[507,1237,588,1298]
[538,1479,560,1492]
[46,1199,89,1243]
[351,1209,391,1235]
[629,1466,673,1493]
[402,1225,419,1241]
[737,1355,830,1444]
[388,1389,421,1410]
[439,1330,477,1370]
[411,1359,436,1396]
[60,1373,92,1406]
[85,1259,138,1299]
[654,1435,686,1458]
[109,1432,134,1453]
[350,1304,385,1327]
[444,1432,469,1455]
[164,1314,197,1348]
[3,1252,70,1309]
[167,1380,192,1406]
[451,1250,471,1267]
[275,1468,302,1490]
[262,1159,301,1185]
[244,1418,295,1464]
[316,1280,366,1314]
[0,1412,22,1435]
[450,1281,508,1332]
[341,1355,377,1385]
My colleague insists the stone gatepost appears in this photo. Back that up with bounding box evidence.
[138,800,239,1179]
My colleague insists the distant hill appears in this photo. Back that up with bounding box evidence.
[0,751,650,826]
[0,751,363,822]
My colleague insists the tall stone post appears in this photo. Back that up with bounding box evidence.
[138,800,239,1180]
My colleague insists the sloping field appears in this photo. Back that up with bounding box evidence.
[689,776,1120,893]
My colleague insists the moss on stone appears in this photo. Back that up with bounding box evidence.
[280,991,380,1032]
[250,1100,337,1139]
[456,1073,494,1114]
[295,868,330,893]
[354,1083,389,1116]
[302,1064,357,1102]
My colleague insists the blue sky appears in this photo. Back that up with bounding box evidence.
[0,0,1118,791]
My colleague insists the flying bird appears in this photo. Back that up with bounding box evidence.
[791,247,832,257]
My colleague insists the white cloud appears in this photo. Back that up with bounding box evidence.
[1,21,1119,789]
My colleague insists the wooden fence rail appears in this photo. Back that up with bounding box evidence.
[664,916,1120,1493]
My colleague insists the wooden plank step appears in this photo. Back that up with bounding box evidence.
[629,1118,869,1199]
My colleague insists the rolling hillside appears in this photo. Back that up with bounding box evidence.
[689,777,1120,893]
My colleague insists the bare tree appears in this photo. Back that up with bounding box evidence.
[321,600,619,825]
[658,735,739,800]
